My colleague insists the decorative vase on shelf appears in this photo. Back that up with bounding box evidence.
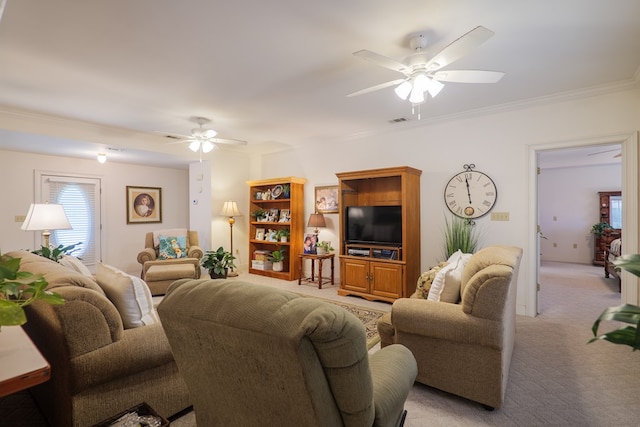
[273,261,284,272]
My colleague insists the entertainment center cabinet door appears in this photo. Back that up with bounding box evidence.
[370,262,403,300]
[341,258,370,294]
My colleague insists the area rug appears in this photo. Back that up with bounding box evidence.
[296,294,386,349]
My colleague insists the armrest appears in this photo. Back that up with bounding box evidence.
[70,323,175,393]
[369,344,417,427]
[391,298,502,348]
[187,245,203,259]
[137,248,157,264]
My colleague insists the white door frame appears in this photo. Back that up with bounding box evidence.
[526,132,639,317]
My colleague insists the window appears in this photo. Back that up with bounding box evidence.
[38,173,102,271]
[610,195,622,229]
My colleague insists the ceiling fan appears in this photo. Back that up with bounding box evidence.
[348,26,505,114]
[164,117,247,159]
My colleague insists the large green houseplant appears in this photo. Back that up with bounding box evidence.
[590,254,640,350]
[442,215,479,260]
[0,252,64,330]
[201,247,236,279]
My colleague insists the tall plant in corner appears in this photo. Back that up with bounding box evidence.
[590,254,640,350]
[0,252,64,330]
[442,214,479,260]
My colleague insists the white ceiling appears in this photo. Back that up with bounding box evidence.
[0,0,639,167]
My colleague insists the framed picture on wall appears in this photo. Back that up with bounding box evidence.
[315,185,339,214]
[126,186,162,224]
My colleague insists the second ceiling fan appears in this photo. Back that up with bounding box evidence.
[348,26,505,110]
[165,117,247,159]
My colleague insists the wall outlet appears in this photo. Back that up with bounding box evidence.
[573,243,578,249]
[491,212,510,221]
[15,215,26,223]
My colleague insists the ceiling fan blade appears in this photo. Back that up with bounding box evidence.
[347,78,406,97]
[210,137,247,146]
[353,50,410,74]
[432,70,504,83]
[426,26,495,72]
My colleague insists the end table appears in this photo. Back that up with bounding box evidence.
[298,253,335,289]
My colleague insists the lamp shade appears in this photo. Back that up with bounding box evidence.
[21,203,72,231]
[307,213,326,228]
[220,201,241,217]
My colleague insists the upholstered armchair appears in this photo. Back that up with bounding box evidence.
[377,245,523,410]
[158,278,418,427]
[137,229,203,295]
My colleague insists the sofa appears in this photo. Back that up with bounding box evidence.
[377,245,523,409]
[158,278,418,426]
[7,250,191,427]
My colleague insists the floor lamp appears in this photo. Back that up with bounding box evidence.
[21,203,72,248]
[221,201,241,277]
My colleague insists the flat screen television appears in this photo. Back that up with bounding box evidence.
[345,205,402,246]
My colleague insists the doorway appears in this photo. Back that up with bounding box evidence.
[526,132,639,316]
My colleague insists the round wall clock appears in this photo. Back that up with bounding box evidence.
[444,164,497,219]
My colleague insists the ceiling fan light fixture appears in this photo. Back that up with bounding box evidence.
[203,129,218,138]
[426,78,445,98]
[408,85,425,104]
[394,80,412,100]
[412,73,429,94]
[189,140,201,152]
[201,141,215,153]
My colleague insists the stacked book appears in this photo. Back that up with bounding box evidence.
[251,250,272,270]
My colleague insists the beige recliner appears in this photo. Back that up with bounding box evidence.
[377,245,523,410]
[137,230,203,295]
[158,278,418,427]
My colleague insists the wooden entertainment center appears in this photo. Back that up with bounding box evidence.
[336,166,422,303]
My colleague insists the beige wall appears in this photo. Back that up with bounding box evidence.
[0,150,189,275]
[260,86,640,315]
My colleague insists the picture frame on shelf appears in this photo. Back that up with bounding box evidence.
[315,185,339,214]
[278,209,290,223]
[303,233,317,254]
[255,228,265,240]
[268,208,279,222]
[126,186,162,224]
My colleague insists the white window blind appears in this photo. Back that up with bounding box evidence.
[40,175,101,270]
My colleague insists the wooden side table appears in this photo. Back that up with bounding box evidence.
[0,326,50,397]
[298,253,335,289]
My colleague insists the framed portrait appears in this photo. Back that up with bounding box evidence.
[303,233,317,254]
[278,209,290,223]
[315,185,339,214]
[255,228,266,240]
[126,186,162,224]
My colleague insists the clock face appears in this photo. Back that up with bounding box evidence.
[444,170,497,219]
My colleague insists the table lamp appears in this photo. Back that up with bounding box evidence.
[220,201,241,277]
[307,213,326,241]
[21,203,72,248]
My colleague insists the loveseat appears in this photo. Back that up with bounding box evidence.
[7,250,191,427]
[377,245,523,410]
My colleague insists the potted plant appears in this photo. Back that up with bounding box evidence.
[269,248,286,272]
[442,214,479,260]
[316,241,334,255]
[0,252,64,330]
[590,254,640,349]
[282,184,290,199]
[275,228,290,243]
[201,247,236,279]
[31,242,81,263]
[591,222,613,237]
[251,208,268,222]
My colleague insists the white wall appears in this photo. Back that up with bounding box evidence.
[259,87,640,316]
[0,150,188,275]
[539,164,621,263]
